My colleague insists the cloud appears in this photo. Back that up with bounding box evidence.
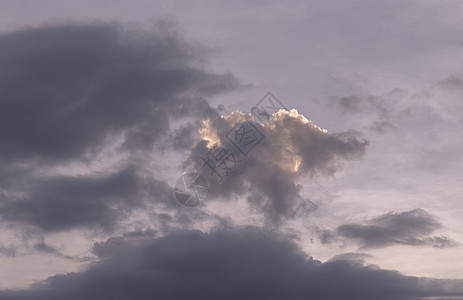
[0,21,238,165]
[330,95,363,114]
[0,228,461,300]
[0,244,16,258]
[32,239,77,260]
[0,167,146,232]
[0,21,242,233]
[328,92,401,135]
[436,76,463,91]
[33,240,61,256]
[318,209,459,249]
[185,109,368,224]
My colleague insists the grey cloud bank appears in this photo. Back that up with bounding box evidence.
[1,228,462,300]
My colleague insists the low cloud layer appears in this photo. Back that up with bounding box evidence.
[1,228,461,300]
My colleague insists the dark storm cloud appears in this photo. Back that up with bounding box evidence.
[0,228,462,300]
[0,21,241,232]
[186,110,368,224]
[317,209,458,249]
[0,21,238,164]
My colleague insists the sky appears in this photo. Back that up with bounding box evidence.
[0,0,462,299]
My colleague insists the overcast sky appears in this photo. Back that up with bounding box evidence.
[0,1,462,299]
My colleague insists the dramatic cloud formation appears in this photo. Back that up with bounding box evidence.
[316,209,458,249]
[0,21,240,233]
[1,228,462,300]
[0,1,462,295]
[186,109,368,224]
